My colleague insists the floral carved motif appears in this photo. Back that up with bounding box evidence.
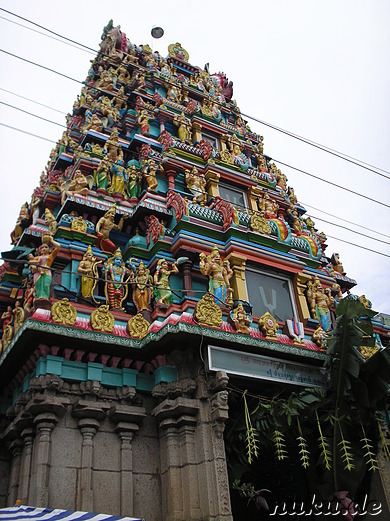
[127,313,150,339]
[51,298,77,326]
[90,305,115,333]
[194,293,222,328]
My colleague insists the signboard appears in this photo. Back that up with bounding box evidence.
[207,345,327,388]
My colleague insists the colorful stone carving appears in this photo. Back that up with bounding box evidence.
[194,293,223,328]
[51,298,77,326]
[28,237,61,301]
[132,261,153,313]
[96,205,124,254]
[258,311,278,338]
[103,248,131,310]
[77,246,101,298]
[127,313,150,339]
[153,259,178,307]
[306,276,334,332]
[185,166,207,205]
[199,246,233,306]
[90,305,115,333]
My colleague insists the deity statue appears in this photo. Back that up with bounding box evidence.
[306,276,334,332]
[199,246,233,306]
[11,202,30,245]
[142,158,162,191]
[125,165,141,200]
[231,302,252,334]
[173,112,192,142]
[28,236,61,301]
[96,205,124,254]
[166,82,182,103]
[60,169,90,204]
[94,159,111,191]
[44,208,57,236]
[103,128,123,162]
[108,159,127,197]
[227,134,243,156]
[153,259,179,306]
[77,246,101,299]
[137,109,151,136]
[132,261,153,313]
[23,281,35,314]
[103,248,131,310]
[83,113,103,133]
[258,193,279,219]
[185,166,207,205]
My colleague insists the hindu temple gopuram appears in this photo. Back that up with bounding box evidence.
[1,21,389,521]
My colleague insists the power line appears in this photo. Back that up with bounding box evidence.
[326,235,390,259]
[0,15,95,55]
[273,158,390,209]
[243,111,390,180]
[0,88,67,115]
[0,49,82,84]
[1,6,389,181]
[0,8,97,53]
[0,101,65,128]
[0,122,56,143]
[307,214,390,246]
[302,201,390,240]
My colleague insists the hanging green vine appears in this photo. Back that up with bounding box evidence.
[336,418,354,471]
[296,416,310,468]
[273,429,288,461]
[360,422,378,471]
[316,409,332,471]
[243,391,259,464]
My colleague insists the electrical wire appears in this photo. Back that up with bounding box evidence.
[0,87,67,115]
[0,15,95,55]
[301,201,390,240]
[0,101,65,128]
[1,7,389,180]
[273,158,390,209]
[0,122,56,143]
[0,49,82,84]
[306,214,390,246]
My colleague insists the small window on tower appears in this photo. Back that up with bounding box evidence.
[219,183,248,210]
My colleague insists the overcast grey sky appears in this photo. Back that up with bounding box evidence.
[0,0,389,312]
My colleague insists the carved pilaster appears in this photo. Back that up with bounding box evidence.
[153,397,200,521]
[248,185,262,213]
[7,439,23,507]
[19,427,35,504]
[73,400,106,512]
[204,169,220,198]
[181,259,194,298]
[225,252,248,302]
[32,412,58,507]
[109,404,146,517]
[294,272,312,322]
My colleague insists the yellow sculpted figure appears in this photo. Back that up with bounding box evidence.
[77,246,101,298]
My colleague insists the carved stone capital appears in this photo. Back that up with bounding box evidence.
[108,404,146,426]
[72,400,107,421]
[152,397,199,427]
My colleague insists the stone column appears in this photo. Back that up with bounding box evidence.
[73,400,106,512]
[165,169,176,190]
[33,412,58,507]
[78,418,100,512]
[153,397,200,521]
[7,439,23,507]
[109,404,146,516]
[19,428,35,504]
[181,259,194,298]
[225,252,248,302]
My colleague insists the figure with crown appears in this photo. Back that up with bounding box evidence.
[77,246,101,299]
[153,258,179,307]
[96,204,124,254]
[132,261,153,313]
[103,248,131,310]
[199,245,233,306]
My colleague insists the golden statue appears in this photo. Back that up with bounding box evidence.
[44,208,57,236]
[60,169,90,204]
[77,246,101,298]
[90,305,115,333]
[173,112,192,142]
[127,313,150,339]
[194,293,223,328]
[51,298,77,326]
[103,128,123,162]
[132,261,153,313]
[185,166,207,205]
[142,158,162,191]
[231,303,252,334]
